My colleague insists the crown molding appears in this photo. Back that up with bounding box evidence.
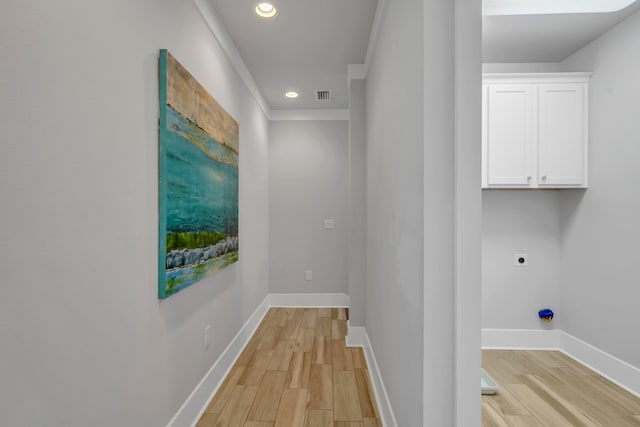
[270,109,349,121]
[363,0,388,77]
[193,0,272,119]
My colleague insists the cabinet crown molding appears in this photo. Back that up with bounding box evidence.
[483,72,593,85]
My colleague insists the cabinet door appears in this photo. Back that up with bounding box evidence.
[537,84,586,186]
[486,84,534,186]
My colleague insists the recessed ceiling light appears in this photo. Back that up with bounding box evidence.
[285,91,299,99]
[483,0,638,15]
[255,2,278,18]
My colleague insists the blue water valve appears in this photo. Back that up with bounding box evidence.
[538,308,554,322]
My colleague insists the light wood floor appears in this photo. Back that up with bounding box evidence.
[196,307,381,427]
[483,350,640,426]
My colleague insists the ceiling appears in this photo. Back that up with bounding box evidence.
[483,2,640,63]
[209,1,640,111]
[210,0,378,110]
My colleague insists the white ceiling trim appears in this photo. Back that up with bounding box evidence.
[363,0,388,77]
[270,109,350,121]
[193,0,271,119]
[483,0,637,16]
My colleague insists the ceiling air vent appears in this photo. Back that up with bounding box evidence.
[315,90,332,101]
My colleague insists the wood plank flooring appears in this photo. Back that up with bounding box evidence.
[197,308,381,427]
[483,350,640,426]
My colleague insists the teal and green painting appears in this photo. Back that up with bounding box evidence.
[158,49,239,299]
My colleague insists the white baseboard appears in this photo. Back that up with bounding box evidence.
[482,328,640,398]
[347,323,398,427]
[560,331,640,399]
[346,322,366,347]
[482,328,561,350]
[168,293,351,427]
[166,295,270,427]
[269,292,349,307]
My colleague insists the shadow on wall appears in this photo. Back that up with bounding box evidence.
[558,189,587,241]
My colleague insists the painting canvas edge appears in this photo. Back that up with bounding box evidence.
[158,49,169,299]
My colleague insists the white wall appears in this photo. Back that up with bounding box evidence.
[482,191,561,330]
[558,9,640,368]
[454,1,483,424]
[0,1,269,426]
[365,0,481,424]
[422,0,456,424]
[268,120,349,294]
[365,0,425,424]
[348,79,367,327]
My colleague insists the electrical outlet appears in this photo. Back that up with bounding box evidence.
[324,219,335,229]
[204,325,211,348]
[305,270,312,281]
[514,254,528,267]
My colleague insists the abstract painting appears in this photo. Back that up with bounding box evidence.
[158,49,239,299]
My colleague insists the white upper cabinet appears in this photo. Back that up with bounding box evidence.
[538,84,586,186]
[482,73,590,189]
[485,84,534,186]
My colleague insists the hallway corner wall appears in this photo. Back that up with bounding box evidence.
[348,79,367,328]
